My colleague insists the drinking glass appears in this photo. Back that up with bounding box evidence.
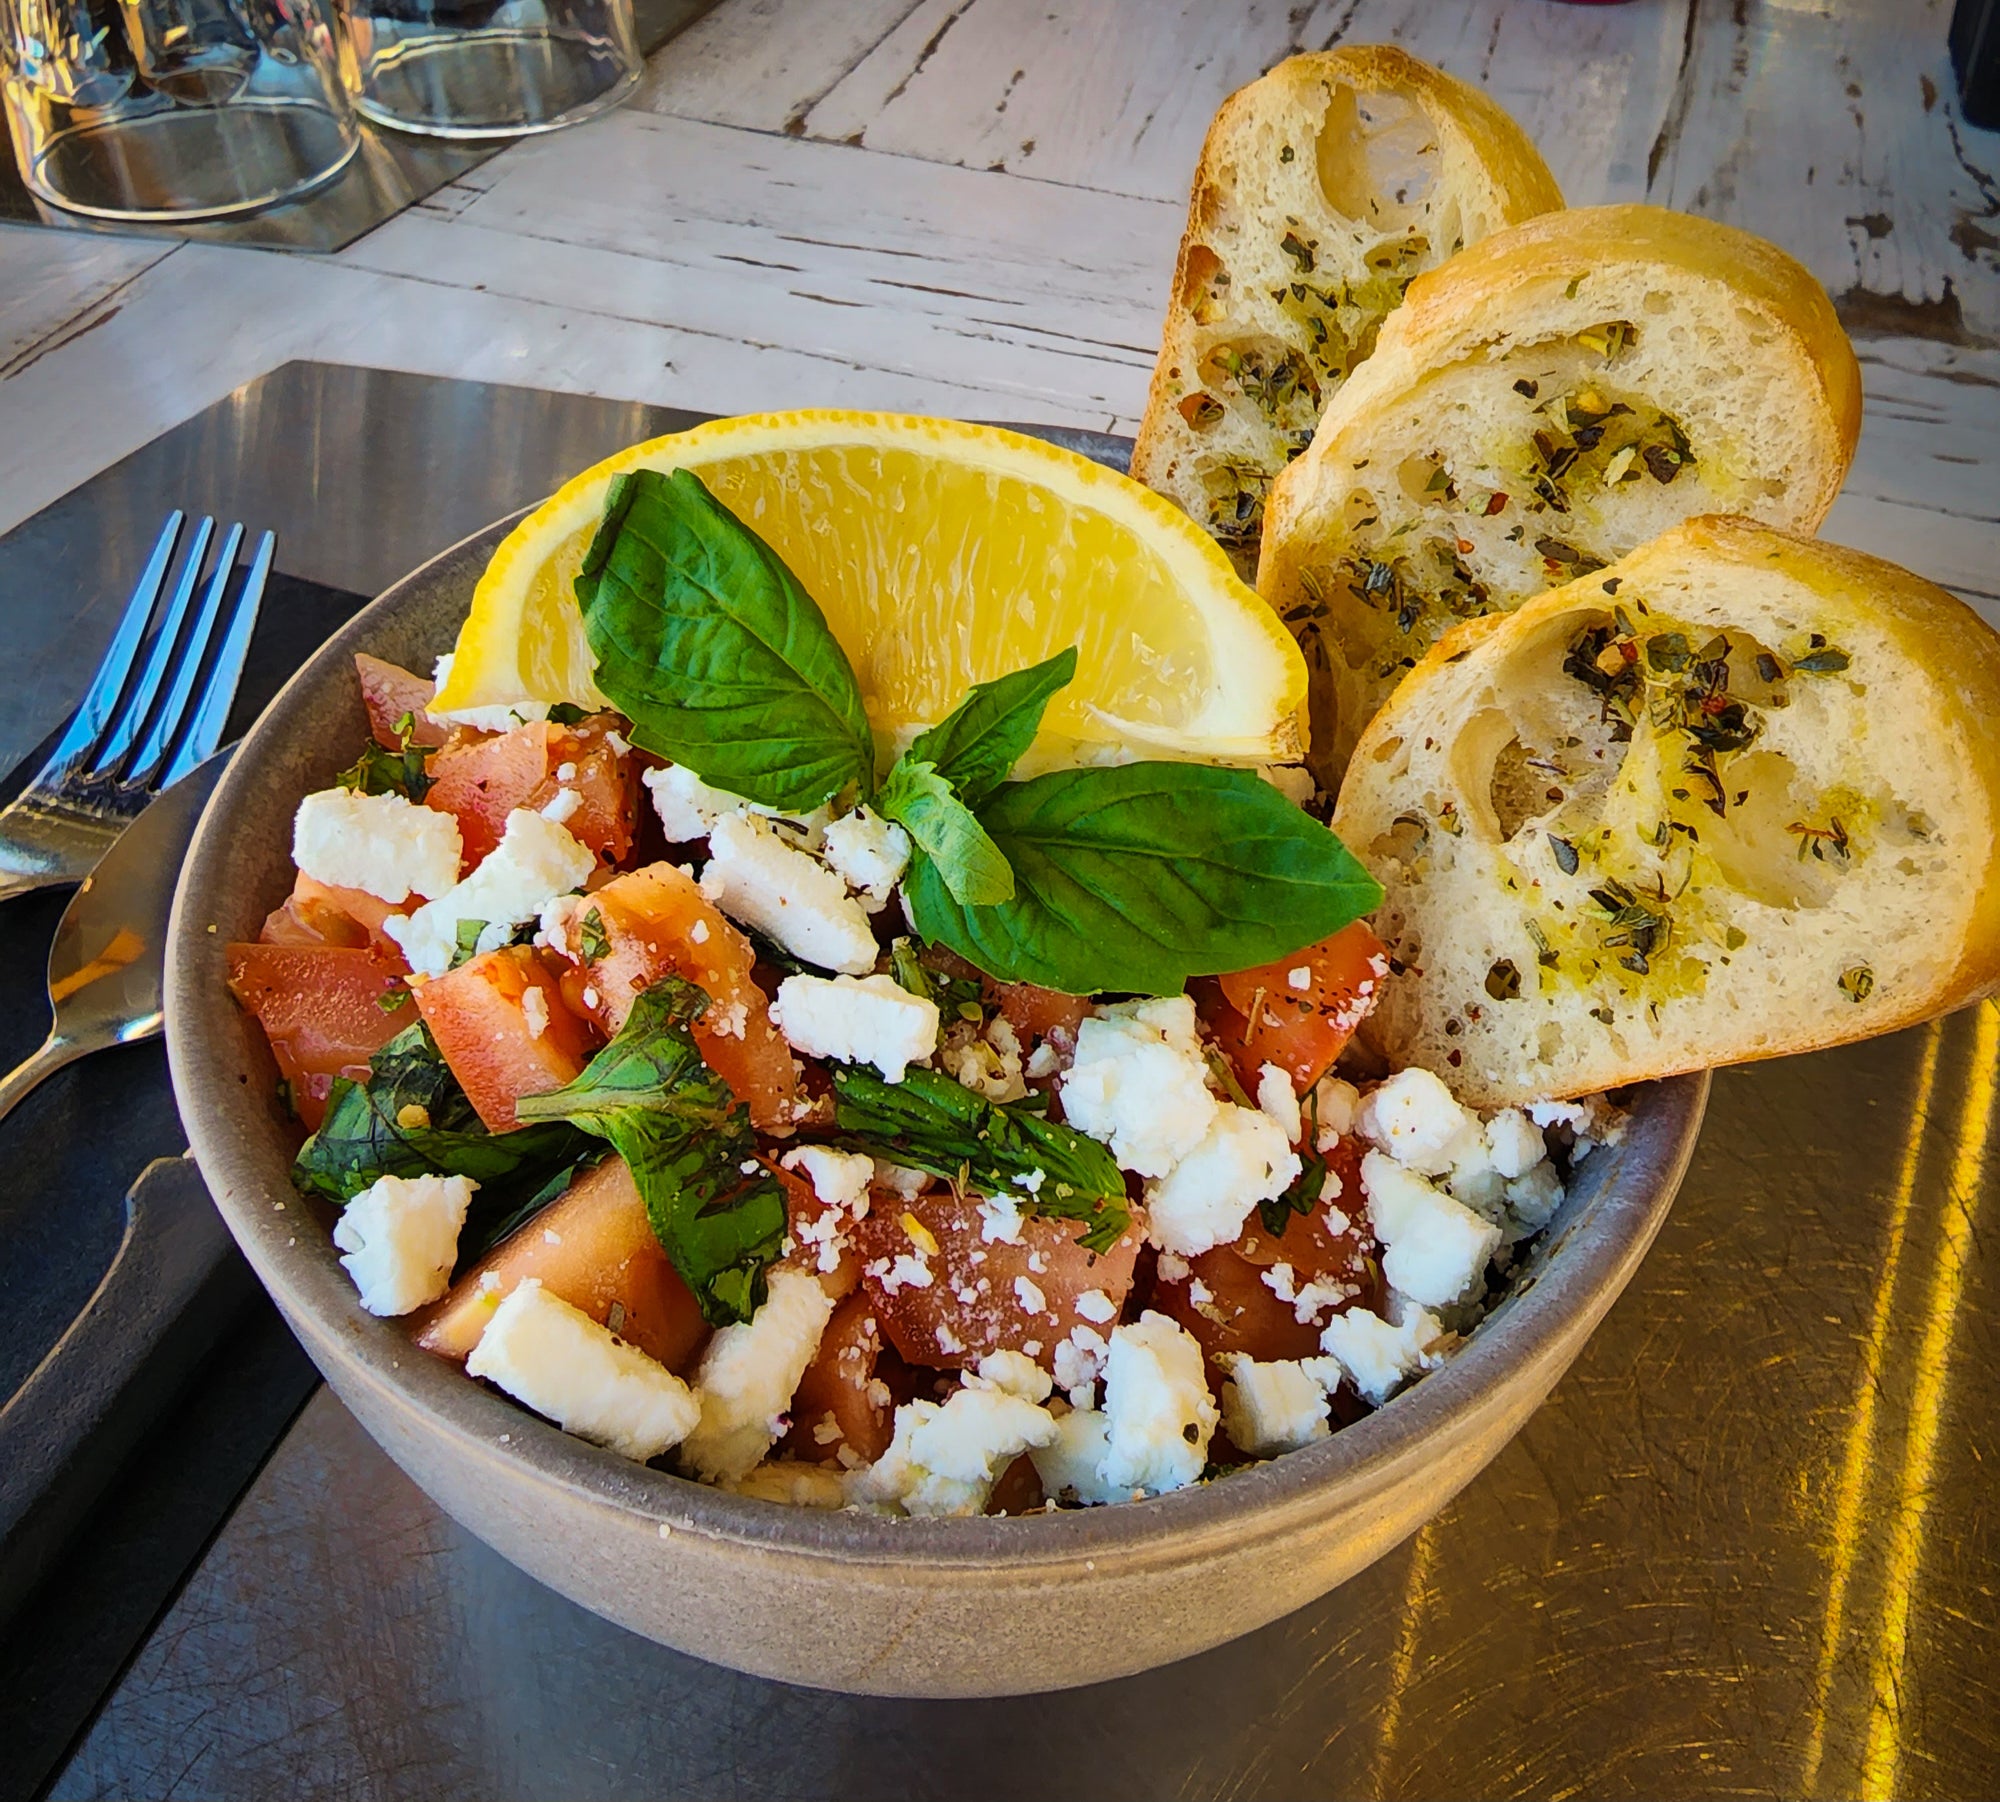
[333,0,641,138]
[1,0,359,220]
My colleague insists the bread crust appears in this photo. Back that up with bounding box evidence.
[1132,47,1562,565]
[1333,517,2000,1106]
[1261,204,1864,783]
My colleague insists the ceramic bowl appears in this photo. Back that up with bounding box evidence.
[166,513,1708,1698]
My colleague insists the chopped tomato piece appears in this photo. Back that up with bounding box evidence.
[413,1158,710,1374]
[550,862,800,1133]
[226,942,412,1129]
[259,871,406,957]
[425,715,637,869]
[413,945,597,1132]
[853,1188,1142,1374]
[993,981,1090,1044]
[1198,920,1390,1093]
[354,652,447,749]
[986,1453,1046,1515]
[1153,1136,1382,1367]
[783,1289,892,1465]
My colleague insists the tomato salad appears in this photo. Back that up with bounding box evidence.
[228,469,1619,1515]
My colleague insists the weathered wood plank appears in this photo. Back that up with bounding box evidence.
[1646,0,2000,345]
[0,226,174,379]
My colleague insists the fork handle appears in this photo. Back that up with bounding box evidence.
[0,1035,88,1132]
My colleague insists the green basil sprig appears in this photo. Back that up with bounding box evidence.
[831,1066,1130,1254]
[576,468,874,814]
[515,977,787,1325]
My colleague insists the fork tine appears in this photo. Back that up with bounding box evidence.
[38,513,186,779]
[164,528,271,786]
[93,516,214,779]
[129,521,246,790]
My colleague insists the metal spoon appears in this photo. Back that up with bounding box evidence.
[0,751,232,1129]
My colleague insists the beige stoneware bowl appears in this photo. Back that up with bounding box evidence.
[166,513,1708,1697]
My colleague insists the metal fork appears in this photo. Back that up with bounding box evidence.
[0,513,273,905]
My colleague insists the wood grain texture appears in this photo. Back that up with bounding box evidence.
[0,226,174,380]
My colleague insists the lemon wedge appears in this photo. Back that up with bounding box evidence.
[434,411,1306,766]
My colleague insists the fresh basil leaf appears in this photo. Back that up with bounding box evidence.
[515,978,786,1324]
[903,763,1383,994]
[576,468,874,813]
[876,759,1015,906]
[831,1065,1129,1254]
[293,1025,595,1234]
[904,647,1077,807]
[333,734,433,803]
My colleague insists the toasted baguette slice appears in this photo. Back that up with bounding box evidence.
[1131,46,1562,575]
[1332,517,2000,1109]
[1261,205,1864,782]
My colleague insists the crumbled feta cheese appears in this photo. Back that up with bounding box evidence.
[1218,1353,1335,1456]
[467,1280,700,1462]
[1528,1095,1626,1155]
[1287,966,1313,991]
[725,1461,851,1509]
[679,1269,835,1481]
[332,1172,474,1315]
[1028,1406,1125,1506]
[383,808,595,978]
[1074,1288,1117,1325]
[769,972,939,1082]
[1145,1104,1300,1256]
[973,1349,1053,1404]
[1506,1161,1566,1229]
[1312,1075,1360,1147]
[850,1383,1058,1516]
[941,1022,1028,1103]
[1360,1150,1503,1308]
[1357,1067,1485,1175]
[1013,1275,1047,1315]
[1256,1062,1302,1143]
[1059,997,1217,1178]
[1154,1252,1191,1284]
[1051,1325,1110,1406]
[878,1253,933,1293]
[874,1161,930,1201]
[539,787,582,825]
[779,1145,875,1274]
[1099,1311,1218,1496]
[977,1192,1026,1244]
[429,653,552,733]
[820,806,911,906]
[1317,1296,1445,1406]
[642,762,758,844]
[520,985,550,1041]
[701,812,876,973]
[1483,1108,1548,1181]
[292,787,462,904]
[1024,1041,1063,1080]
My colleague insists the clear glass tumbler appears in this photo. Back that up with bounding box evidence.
[334,0,640,139]
[1,0,359,221]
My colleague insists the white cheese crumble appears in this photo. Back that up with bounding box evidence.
[1312,1075,1361,1148]
[641,762,759,843]
[539,787,582,825]
[976,1192,1026,1244]
[1058,996,1217,1178]
[779,1144,875,1274]
[1256,1062,1302,1144]
[1051,1324,1110,1408]
[1318,1295,1446,1406]
[292,787,462,904]
[467,1280,700,1462]
[820,806,911,908]
[1483,1108,1547,1181]
[1013,1274,1047,1315]
[332,1172,474,1316]
[1074,1288,1117,1324]
[1099,1311,1218,1496]
[429,653,552,733]
[700,811,876,974]
[1145,1103,1300,1257]
[1360,1150,1504,1308]
[679,1268,835,1482]
[769,972,940,1083]
[851,1358,1059,1516]
[1356,1067,1484,1176]
[1218,1353,1340,1457]
[383,808,595,978]
[1028,1406,1124,1506]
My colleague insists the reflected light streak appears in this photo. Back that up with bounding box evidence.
[1367,1519,1438,1798]
[1861,1000,1999,1798]
[1798,1020,1943,1796]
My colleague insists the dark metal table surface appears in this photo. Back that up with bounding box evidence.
[10,363,1997,1802]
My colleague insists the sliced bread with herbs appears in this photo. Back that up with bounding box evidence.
[1331,516,2000,1108]
[1262,205,1864,783]
[1131,46,1562,575]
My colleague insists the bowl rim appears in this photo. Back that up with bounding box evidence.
[166,506,1709,1578]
